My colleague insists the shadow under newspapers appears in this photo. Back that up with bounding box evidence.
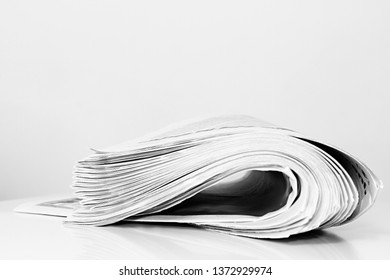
[15,115,383,239]
[63,222,355,259]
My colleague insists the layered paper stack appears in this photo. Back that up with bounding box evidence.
[17,116,383,238]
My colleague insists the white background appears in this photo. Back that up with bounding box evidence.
[0,0,389,205]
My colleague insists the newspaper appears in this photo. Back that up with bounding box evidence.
[16,115,383,238]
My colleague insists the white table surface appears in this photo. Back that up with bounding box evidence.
[1,195,389,260]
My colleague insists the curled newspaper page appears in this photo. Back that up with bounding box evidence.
[17,115,383,238]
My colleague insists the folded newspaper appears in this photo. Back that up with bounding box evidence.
[16,115,383,238]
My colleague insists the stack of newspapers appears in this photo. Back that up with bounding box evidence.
[17,115,382,238]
